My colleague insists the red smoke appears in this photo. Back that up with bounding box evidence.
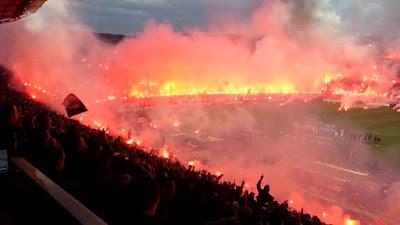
[1,1,399,225]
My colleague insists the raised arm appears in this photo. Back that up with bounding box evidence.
[257,174,263,193]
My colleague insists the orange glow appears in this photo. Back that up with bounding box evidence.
[160,147,170,159]
[129,80,301,97]
[107,95,116,101]
[126,139,134,145]
[173,122,180,127]
[162,151,169,159]
[188,161,194,166]
[92,120,103,128]
[344,218,360,225]
[122,72,394,99]
[324,74,332,84]
[136,140,141,146]
[215,171,222,176]
[31,94,36,99]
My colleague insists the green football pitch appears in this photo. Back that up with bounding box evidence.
[245,100,400,164]
[308,102,400,146]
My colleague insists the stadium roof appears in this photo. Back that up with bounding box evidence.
[0,0,47,24]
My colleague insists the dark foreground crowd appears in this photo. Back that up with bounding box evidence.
[0,67,326,225]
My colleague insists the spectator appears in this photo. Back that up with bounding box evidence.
[256,175,274,206]
[28,113,65,174]
[0,102,23,154]
[117,178,161,225]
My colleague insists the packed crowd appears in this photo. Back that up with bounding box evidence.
[0,66,326,225]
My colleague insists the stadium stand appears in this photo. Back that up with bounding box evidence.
[0,65,325,225]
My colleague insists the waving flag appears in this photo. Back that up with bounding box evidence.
[62,93,88,117]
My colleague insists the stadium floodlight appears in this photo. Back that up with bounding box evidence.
[0,0,47,24]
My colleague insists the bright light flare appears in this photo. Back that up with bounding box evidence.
[173,122,180,127]
[324,75,332,84]
[215,171,222,176]
[93,120,103,128]
[107,95,116,101]
[344,218,360,225]
[162,150,169,159]
[188,161,194,166]
[160,147,170,159]
[126,139,134,145]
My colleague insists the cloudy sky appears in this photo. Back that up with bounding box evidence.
[30,0,400,37]
[52,0,261,34]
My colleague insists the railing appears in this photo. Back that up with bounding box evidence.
[11,157,108,225]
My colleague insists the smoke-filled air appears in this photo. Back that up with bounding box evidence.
[1,0,400,225]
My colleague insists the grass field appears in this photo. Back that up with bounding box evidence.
[200,100,400,164]
[310,101,400,161]
[311,102,400,146]
[252,100,400,164]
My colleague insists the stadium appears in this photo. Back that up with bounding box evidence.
[1,1,400,225]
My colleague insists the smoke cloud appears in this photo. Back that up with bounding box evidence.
[0,1,400,225]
